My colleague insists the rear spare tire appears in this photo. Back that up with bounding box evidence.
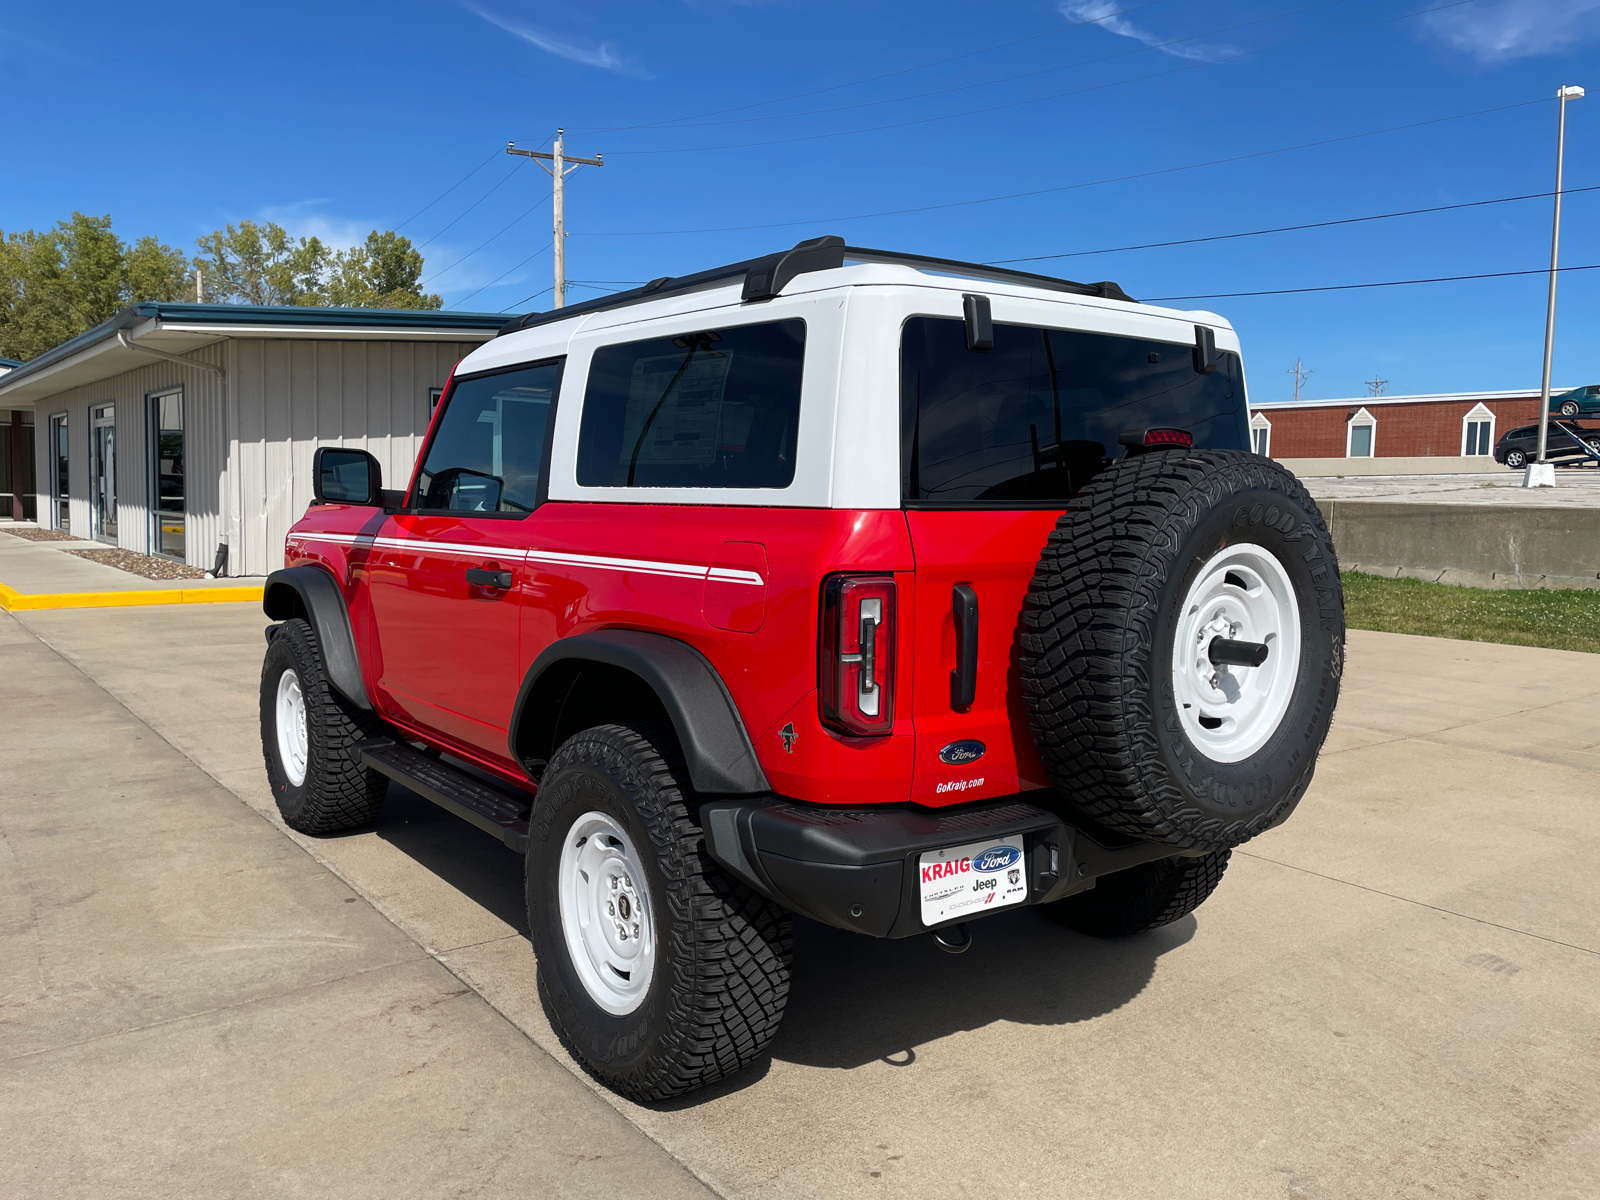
[1021,449,1343,851]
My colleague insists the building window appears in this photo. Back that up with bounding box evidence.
[430,386,444,412]
[1461,403,1494,456]
[92,403,117,542]
[1347,407,1376,458]
[1249,411,1272,456]
[50,414,69,531]
[149,388,184,560]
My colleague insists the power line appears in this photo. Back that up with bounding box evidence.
[575,98,1545,237]
[415,158,528,250]
[574,0,1185,136]
[601,0,1362,135]
[394,146,502,232]
[422,192,551,287]
[600,0,1484,156]
[501,285,553,313]
[1143,262,1600,303]
[452,244,551,307]
[987,184,1600,264]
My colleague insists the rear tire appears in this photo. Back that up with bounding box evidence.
[1041,850,1231,937]
[527,721,792,1102]
[1560,400,1580,417]
[259,619,388,833]
[1505,449,1527,469]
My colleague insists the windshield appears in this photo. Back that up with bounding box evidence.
[901,317,1247,506]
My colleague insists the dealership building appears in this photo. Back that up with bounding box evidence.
[0,303,506,575]
[1246,388,1559,462]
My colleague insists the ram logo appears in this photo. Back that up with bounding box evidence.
[972,845,1021,873]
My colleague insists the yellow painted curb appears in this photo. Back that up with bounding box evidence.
[0,582,264,612]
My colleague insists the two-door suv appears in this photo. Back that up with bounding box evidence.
[260,237,1344,1099]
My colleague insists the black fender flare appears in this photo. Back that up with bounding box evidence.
[263,565,372,710]
[510,629,769,796]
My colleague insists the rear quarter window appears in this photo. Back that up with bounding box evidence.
[576,318,806,488]
[901,317,1247,506]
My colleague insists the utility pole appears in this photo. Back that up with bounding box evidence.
[508,130,603,309]
[1365,376,1388,397]
[1527,84,1585,488]
[1287,358,1313,403]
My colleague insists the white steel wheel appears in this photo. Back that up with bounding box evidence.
[275,667,309,787]
[1171,543,1302,764]
[557,811,657,1016]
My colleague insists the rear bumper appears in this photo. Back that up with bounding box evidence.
[702,794,1197,939]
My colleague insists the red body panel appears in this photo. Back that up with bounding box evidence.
[903,510,1063,806]
[283,499,1066,809]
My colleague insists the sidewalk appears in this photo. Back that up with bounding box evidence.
[0,526,261,609]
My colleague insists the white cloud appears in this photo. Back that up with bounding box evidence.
[1422,0,1600,61]
[462,3,648,77]
[1059,0,1236,62]
[257,203,374,254]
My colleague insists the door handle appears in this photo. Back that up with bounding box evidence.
[950,583,978,711]
[465,567,514,589]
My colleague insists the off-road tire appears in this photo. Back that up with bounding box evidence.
[1041,850,1232,937]
[1020,448,1344,851]
[260,618,388,833]
[527,721,792,1102]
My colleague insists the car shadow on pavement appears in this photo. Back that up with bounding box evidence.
[771,907,1195,1071]
[374,783,529,932]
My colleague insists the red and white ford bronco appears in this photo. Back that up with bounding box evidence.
[260,237,1343,1100]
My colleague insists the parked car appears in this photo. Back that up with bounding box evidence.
[258,237,1344,1100]
[1550,384,1600,418]
[1494,421,1600,468]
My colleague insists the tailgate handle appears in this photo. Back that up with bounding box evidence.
[950,584,978,711]
[465,567,514,589]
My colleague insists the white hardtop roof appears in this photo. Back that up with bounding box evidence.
[464,260,1233,378]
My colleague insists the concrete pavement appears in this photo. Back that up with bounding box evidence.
[4,604,1598,1198]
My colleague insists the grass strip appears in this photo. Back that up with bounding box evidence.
[1342,571,1600,654]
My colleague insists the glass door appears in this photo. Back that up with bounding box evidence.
[151,391,184,559]
[51,415,69,531]
[92,404,116,542]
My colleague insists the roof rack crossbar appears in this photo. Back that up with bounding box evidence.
[495,237,1135,337]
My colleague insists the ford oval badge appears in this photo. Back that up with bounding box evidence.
[973,845,1022,873]
[939,739,986,765]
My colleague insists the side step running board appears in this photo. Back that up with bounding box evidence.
[356,739,531,854]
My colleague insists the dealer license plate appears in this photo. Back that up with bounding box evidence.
[918,837,1029,926]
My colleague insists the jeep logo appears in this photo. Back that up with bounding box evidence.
[939,740,986,765]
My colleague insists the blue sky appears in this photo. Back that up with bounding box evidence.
[3,0,1598,401]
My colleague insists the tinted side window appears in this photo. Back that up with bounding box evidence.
[577,319,805,488]
[901,317,1247,505]
[416,362,561,512]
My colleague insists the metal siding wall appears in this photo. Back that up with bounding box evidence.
[21,343,227,562]
[229,339,473,575]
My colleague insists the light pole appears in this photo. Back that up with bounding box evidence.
[1526,84,1585,488]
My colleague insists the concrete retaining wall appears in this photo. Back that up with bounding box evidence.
[1321,500,1600,590]
[1279,456,1511,477]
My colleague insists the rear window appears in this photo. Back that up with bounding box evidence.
[901,317,1247,506]
[576,319,806,489]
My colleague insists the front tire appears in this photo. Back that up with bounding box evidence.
[1041,850,1232,937]
[259,618,388,833]
[1560,400,1580,417]
[527,722,792,1102]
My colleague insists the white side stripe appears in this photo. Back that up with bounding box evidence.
[286,532,764,585]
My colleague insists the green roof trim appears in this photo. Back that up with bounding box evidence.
[0,301,508,393]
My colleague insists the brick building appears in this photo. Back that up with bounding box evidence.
[1248,389,1554,460]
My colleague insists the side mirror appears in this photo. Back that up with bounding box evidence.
[313,447,382,506]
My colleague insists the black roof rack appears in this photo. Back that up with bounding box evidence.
[495,235,1137,337]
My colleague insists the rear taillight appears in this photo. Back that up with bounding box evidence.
[820,575,896,737]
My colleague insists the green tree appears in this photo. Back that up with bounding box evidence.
[0,213,190,361]
[193,220,329,306]
[325,230,441,309]
[125,235,192,303]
